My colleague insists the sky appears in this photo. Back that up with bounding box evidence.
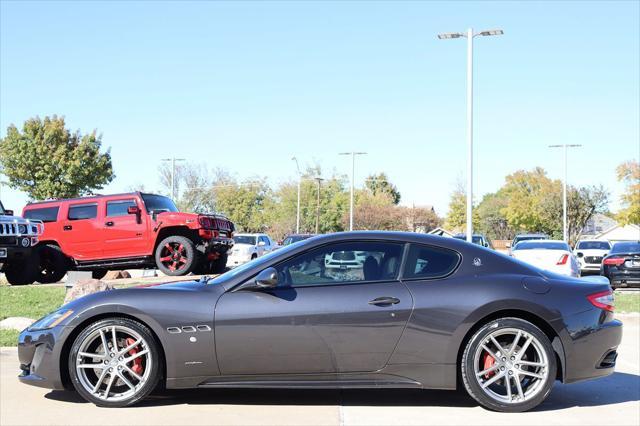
[1,0,638,217]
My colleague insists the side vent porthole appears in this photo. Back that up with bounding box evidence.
[196,325,211,332]
[182,326,197,333]
[167,327,182,334]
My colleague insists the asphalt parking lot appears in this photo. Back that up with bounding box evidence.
[1,315,638,426]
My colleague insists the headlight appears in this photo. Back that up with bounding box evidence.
[18,224,27,234]
[28,309,74,331]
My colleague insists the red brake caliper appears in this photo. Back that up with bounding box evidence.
[125,337,143,375]
[483,352,496,379]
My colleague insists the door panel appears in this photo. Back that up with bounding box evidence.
[102,199,149,258]
[62,202,102,260]
[215,281,413,375]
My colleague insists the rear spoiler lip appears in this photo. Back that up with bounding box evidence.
[579,275,610,285]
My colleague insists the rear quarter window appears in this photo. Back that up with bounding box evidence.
[23,206,60,223]
[403,244,461,280]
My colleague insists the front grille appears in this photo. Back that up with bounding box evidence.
[0,222,18,235]
[585,256,603,264]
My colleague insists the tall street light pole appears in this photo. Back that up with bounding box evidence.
[339,151,367,231]
[313,177,324,234]
[292,157,302,233]
[438,28,503,243]
[161,158,186,201]
[549,144,582,242]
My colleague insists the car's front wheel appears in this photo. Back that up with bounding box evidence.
[461,317,557,412]
[69,317,161,407]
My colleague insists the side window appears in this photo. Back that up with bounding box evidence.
[107,200,137,217]
[276,241,404,287]
[260,236,270,246]
[68,204,98,221]
[403,244,460,280]
[24,207,59,223]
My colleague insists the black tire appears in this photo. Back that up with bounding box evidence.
[461,317,557,413]
[92,269,108,280]
[154,236,197,276]
[68,317,161,407]
[211,252,228,274]
[36,244,68,284]
[4,251,40,285]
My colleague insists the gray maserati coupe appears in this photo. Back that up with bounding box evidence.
[18,232,622,412]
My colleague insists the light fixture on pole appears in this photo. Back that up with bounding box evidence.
[292,156,302,234]
[339,151,367,231]
[161,158,186,201]
[548,144,582,242]
[313,176,324,234]
[438,28,503,243]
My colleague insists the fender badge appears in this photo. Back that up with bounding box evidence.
[473,257,482,267]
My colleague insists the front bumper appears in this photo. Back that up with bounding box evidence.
[205,237,234,253]
[557,309,623,384]
[228,251,253,266]
[17,325,71,390]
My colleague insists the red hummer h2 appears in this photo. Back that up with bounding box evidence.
[22,192,234,283]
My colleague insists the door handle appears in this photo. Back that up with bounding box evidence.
[63,225,72,231]
[105,221,114,227]
[368,297,400,306]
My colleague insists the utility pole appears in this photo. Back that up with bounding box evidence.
[339,152,367,231]
[313,177,324,234]
[438,28,503,242]
[548,144,582,242]
[161,158,186,201]
[292,157,302,233]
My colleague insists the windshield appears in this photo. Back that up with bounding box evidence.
[208,243,300,285]
[283,235,310,245]
[513,236,546,245]
[611,242,640,254]
[141,194,178,214]
[234,235,257,245]
[514,241,570,251]
[577,241,611,250]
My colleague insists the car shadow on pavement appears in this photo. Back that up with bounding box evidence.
[44,372,639,410]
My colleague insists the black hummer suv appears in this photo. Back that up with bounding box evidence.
[0,200,43,285]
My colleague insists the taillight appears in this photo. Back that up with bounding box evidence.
[556,254,569,265]
[587,290,615,312]
[603,257,625,266]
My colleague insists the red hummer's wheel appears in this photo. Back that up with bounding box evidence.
[154,236,197,276]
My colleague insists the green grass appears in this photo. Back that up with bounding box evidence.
[0,286,66,321]
[615,291,640,313]
[0,329,20,346]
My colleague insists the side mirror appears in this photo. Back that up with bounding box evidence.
[4,209,13,216]
[484,242,489,247]
[257,240,266,246]
[255,267,279,289]
[127,206,140,215]
[576,252,584,258]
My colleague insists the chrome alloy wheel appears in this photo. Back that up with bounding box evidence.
[75,325,152,402]
[473,327,549,404]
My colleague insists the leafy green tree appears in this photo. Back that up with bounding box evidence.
[0,116,114,199]
[444,182,479,232]
[214,178,271,232]
[616,160,640,225]
[365,172,401,205]
[475,191,514,240]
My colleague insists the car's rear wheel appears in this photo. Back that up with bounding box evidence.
[92,269,108,280]
[154,236,197,276]
[211,252,228,274]
[68,317,161,407]
[461,317,556,412]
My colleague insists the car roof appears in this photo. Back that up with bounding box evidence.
[24,192,152,207]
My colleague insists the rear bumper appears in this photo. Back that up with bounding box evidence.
[557,309,623,384]
[205,237,233,253]
[605,270,640,288]
[17,325,70,390]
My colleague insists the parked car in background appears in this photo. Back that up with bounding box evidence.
[228,233,276,266]
[601,240,640,288]
[22,192,234,282]
[574,239,611,275]
[508,233,548,255]
[0,200,43,285]
[453,233,493,248]
[511,240,580,277]
[280,233,315,247]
